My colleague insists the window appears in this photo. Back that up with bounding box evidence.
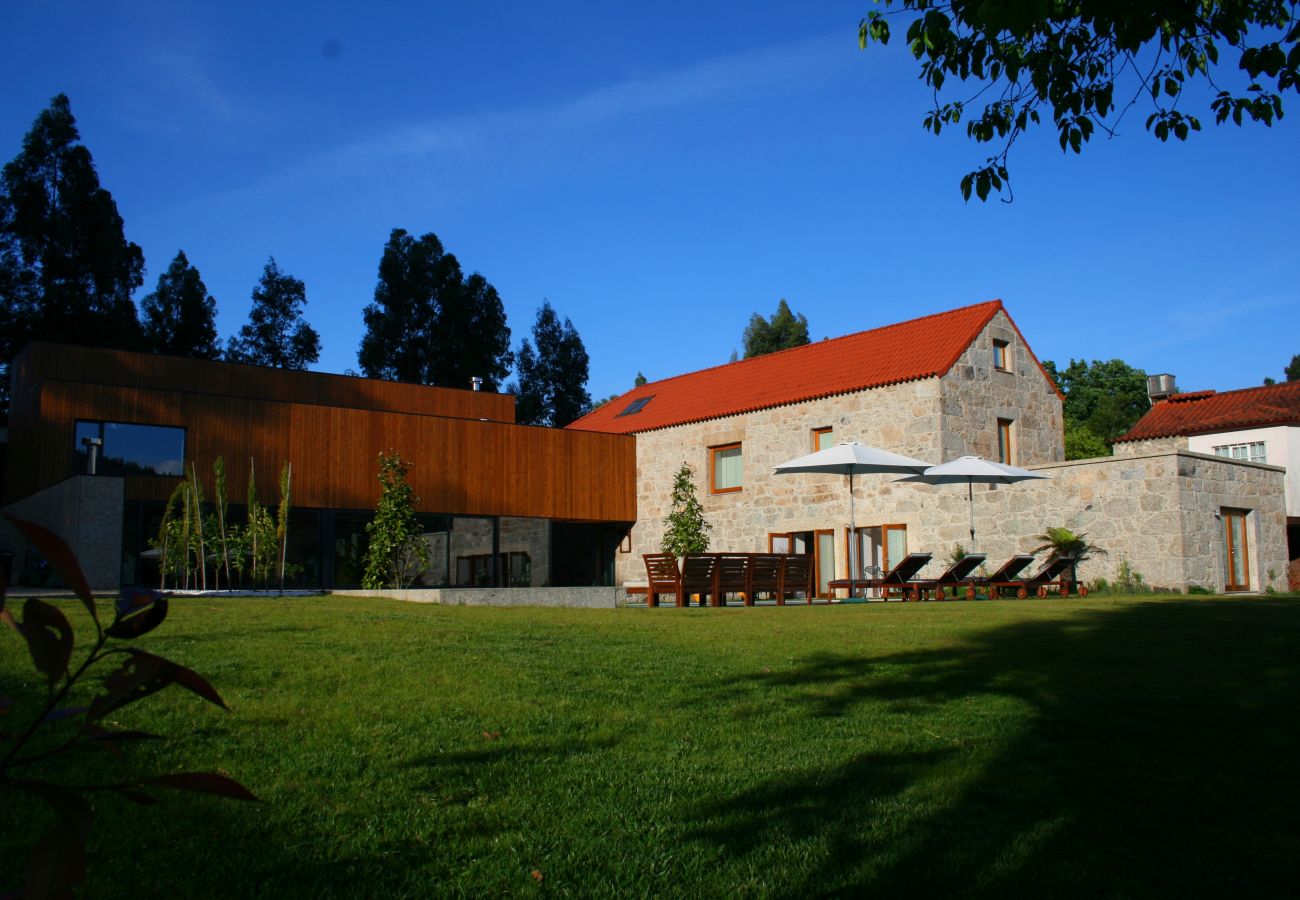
[996,419,1014,464]
[455,551,531,587]
[710,443,743,493]
[1214,441,1266,463]
[73,420,185,477]
[616,395,654,417]
[992,339,1011,372]
[812,426,834,452]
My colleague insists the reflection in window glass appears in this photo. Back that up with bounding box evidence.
[73,420,185,477]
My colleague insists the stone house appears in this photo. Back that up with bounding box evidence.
[1114,379,1300,585]
[569,300,1288,595]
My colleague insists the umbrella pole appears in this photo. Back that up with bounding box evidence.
[968,479,975,546]
[848,471,856,600]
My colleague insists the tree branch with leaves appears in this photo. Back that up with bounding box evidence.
[860,1,1300,200]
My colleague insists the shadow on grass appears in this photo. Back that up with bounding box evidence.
[685,598,1300,898]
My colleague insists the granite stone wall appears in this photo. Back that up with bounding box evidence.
[0,475,125,589]
[937,311,1064,465]
[622,314,1067,587]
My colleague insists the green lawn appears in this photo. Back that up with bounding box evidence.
[3,594,1299,898]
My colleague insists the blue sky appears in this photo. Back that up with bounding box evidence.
[3,1,1297,401]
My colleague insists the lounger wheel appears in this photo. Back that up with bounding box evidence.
[907,588,921,602]
[934,586,945,600]
[988,587,998,600]
[965,587,976,600]
[1037,586,1048,599]
[1078,585,1089,597]
[1016,587,1028,600]
[1060,586,1070,598]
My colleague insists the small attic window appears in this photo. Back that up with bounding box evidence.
[616,395,654,417]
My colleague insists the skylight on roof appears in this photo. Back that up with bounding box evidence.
[616,395,654,417]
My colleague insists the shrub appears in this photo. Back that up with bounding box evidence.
[1114,558,1149,594]
[661,463,711,556]
[363,451,430,589]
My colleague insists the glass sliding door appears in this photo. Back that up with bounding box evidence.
[816,529,836,598]
[1222,509,1250,592]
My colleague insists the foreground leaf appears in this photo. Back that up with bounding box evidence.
[21,598,74,686]
[5,516,98,625]
[145,772,259,802]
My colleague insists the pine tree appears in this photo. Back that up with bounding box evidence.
[140,250,220,359]
[358,228,512,390]
[0,93,145,419]
[509,300,591,427]
[661,463,712,556]
[226,258,320,369]
[741,299,810,359]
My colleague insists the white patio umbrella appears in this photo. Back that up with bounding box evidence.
[773,442,933,597]
[894,455,1051,546]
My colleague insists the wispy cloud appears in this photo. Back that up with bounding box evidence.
[1126,294,1294,355]
[216,30,854,206]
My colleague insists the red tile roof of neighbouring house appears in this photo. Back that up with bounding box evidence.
[1116,380,1300,442]
[568,300,1057,434]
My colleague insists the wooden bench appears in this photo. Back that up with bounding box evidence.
[641,552,812,607]
[715,553,752,606]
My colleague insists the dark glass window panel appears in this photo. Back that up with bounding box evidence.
[73,420,185,477]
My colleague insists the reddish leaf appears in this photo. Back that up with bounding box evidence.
[5,516,97,625]
[24,821,86,900]
[87,650,228,720]
[0,607,17,634]
[21,598,74,685]
[145,772,259,802]
[133,650,228,710]
[83,724,161,759]
[86,653,171,721]
[106,594,169,640]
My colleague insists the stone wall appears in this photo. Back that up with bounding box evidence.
[1113,436,1187,456]
[338,586,619,608]
[938,311,1064,465]
[892,450,1285,592]
[625,376,945,585]
[624,436,1287,593]
[0,475,125,589]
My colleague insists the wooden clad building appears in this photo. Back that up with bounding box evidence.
[3,342,636,589]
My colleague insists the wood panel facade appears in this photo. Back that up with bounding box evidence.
[6,344,636,523]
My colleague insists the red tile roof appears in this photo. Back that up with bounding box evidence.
[1116,380,1300,442]
[569,300,1055,434]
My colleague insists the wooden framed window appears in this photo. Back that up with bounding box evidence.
[710,443,743,493]
[993,339,1011,372]
[812,426,834,452]
[996,419,1014,464]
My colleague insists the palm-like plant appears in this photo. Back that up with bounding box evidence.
[1030,527,1107,586]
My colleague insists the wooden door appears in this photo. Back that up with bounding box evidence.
[1222,509,1250,592]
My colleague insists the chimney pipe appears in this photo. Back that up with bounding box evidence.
[471,377,483,392]
[1147,373,1176,405]
[81,436,103,475]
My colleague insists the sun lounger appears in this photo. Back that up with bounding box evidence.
[830,552,933,601]
[969,555,1035,599]
[992,555,1083,599]
[911,554,987,600]
[681,554,720,606]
